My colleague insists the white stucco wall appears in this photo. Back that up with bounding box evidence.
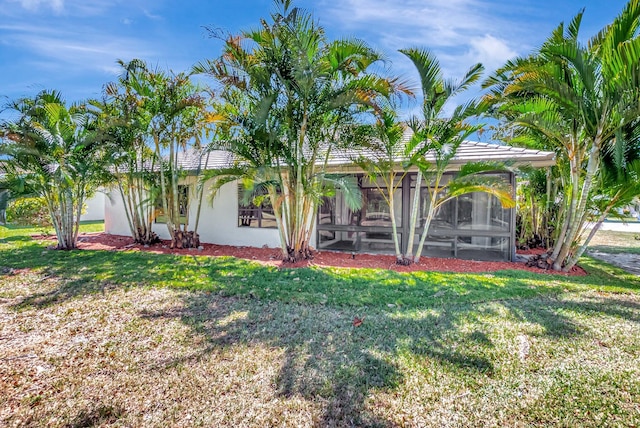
[195,179,283,248]
[104,188,133,236]
[80,192,105,221]
[104,179,307,249]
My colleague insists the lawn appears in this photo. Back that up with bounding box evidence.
[587,229,640,255]
[1,224,639,427]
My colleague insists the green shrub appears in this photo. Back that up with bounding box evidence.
[6,197,51,226]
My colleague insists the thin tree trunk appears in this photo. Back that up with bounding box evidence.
[564,194,617,271]
[551,153,579,269]
[154,134,174,246]
[404,171,422,260]
[544,167,552,247]
[414,194,437,263]
[554,139,600,270]
[193,151,211,234]
[387,181,403,263]
[73,188,84,247]
[117,169,137,241]
[271,189,290,258]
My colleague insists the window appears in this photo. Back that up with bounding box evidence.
[155,185,189,224]
[237,184,277,228]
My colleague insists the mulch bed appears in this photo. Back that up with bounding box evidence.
[37,232,587,276]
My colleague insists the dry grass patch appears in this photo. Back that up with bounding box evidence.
[1,271,640,427]
[587,229,640,254]
[0,281,326,427]
[1,228,640,427]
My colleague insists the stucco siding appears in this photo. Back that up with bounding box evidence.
[104,188,134,236]
[104,179,285,249]
[81,192,105,221]
[196,179,282,248]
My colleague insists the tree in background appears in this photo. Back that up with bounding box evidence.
[400,48,514,264]
[195,0,405,261]
[514,167,559,250]
[94,59,160,245]
[484,1,640,271]
[0,90,109,249]
[99,60,213,249]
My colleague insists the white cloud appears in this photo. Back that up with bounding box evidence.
[0,24,155,75]
[9,0,64,13]
[309,0,528,77]
[143,8,162,20]
[316,0,490,46]
[466,34,517,71]
[3,0,120,16]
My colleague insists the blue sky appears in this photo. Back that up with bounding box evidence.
[0,0,626,113]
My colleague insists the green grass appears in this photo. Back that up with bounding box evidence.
[0,220,104,239]
[587,229,640,255]
[1,226,639,427]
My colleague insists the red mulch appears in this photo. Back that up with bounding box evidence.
[515,247,549,255]
[36,232,587,276]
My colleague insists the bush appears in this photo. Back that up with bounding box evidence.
[6,197,51,226]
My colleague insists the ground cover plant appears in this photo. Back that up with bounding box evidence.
[1,225,639,427]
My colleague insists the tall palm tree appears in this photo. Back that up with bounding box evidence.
[105,60,212,249]
[93,59,160,244]
[0,90,109,249]
[400,48,514,263]
[195,0,405,262]
[484,0,640,271]
[352,109,408,264]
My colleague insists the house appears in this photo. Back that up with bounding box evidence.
[81,192,106,222]
[104,141,555,262]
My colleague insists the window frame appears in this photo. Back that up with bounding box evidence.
[237,184,278,229]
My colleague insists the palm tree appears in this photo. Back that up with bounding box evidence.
[484,1,640,271]
[93,59,160,244]
[106,60,212,249]
[352,109,408,264]
[150,71,211,249]
[399,48,514,263]
[195,0,404,262]
[0,90,109,249]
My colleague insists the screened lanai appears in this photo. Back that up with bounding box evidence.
[317,141,556,262]
[317,172,514,261]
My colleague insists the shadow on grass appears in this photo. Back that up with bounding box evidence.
[140,291,499,427]
[138,289,640,426]
[67,403,125,428]
[3,238,640,425]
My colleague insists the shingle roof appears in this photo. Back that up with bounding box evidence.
[326,140,555,170]
[174,140,555,172]
[175,149,237,171]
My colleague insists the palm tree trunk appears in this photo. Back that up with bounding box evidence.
[270,188,290,258]
[387,185,403,263]
[554,140,600,270]
[564,191,618,271]
[404,171,422,260]
[117,169,137,241]
[73,187,84,246]
[193,151,211,234]
[154,134,174,246]
[44,190,63,247]
[414,193,437,263]
[170,139,181,237]
[551,154,580,269]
